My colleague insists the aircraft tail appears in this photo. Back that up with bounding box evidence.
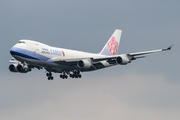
[99,29,122,56]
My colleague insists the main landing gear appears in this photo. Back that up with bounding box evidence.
[60,72,68,79]
[46,72,53,80]
[69,70,81,79]
[59,70,82,79]
[46,70,82,80]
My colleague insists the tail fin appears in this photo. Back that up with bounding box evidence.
[99,29,122,56]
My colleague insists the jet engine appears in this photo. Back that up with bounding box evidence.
[9,64,18,72]
[9,64,31,73]
[77,60,92,70]
[116,56,130,65]
[17,64,31,73]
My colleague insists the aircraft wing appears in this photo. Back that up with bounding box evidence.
[93,45,173,61]
[54,45,173,64]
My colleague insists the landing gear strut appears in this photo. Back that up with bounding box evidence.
[46,72,53,80]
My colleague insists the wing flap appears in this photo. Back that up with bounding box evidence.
[93,62,105,69]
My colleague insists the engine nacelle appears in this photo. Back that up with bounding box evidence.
[116,56,130,65]
[9,64,18,72]
[16,64,31,73]
[77,60,92,70]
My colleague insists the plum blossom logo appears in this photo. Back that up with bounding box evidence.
[107,36,118,55]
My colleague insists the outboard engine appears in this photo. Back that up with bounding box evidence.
[9,64,18,72]
[77,60,92,70]
[116,56,131,65]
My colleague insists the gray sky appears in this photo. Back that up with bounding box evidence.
[0,0,180,120]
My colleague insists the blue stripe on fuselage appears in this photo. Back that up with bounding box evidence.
[10,47,51,61]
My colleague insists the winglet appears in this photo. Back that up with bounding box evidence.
[167,44,173,50]
[163,44,173,51]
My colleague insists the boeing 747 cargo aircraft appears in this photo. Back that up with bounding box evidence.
[9,29,173,80]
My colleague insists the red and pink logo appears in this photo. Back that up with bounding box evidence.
[62,51,65,56]
[107,36,118,55]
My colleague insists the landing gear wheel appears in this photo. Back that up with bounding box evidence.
[62,75,68,79]
[60,75,63,78]
[46,72,53,80]
[60,71,68,79]
[46,73,49,76]
[70,70,81,79]
[75,75,78,78]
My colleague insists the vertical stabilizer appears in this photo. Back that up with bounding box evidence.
[100,29,122,56]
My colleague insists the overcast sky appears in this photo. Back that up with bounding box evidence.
[0,0,180,120]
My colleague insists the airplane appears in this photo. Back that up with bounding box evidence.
[9,29,173,80]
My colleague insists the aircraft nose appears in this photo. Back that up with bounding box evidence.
[10,47,16,55]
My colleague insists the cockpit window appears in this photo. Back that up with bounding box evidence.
[18,41,25,44]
